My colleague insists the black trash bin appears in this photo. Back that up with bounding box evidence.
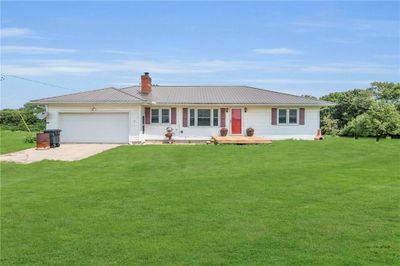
[44,129,62,148]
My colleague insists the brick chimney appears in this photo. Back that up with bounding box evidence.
[141,72,152,94]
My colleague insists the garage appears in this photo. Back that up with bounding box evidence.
[59,113,129,143]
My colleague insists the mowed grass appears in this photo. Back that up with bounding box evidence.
[1,138,399,265]
[0,130,36,154]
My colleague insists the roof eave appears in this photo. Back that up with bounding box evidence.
[30,100,145,104]
[146,102,334,106]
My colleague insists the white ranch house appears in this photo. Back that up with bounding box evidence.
[32,73,332,144]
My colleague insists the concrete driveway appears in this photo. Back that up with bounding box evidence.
[0,144,121,164]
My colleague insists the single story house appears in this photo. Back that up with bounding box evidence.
[32,72,332,144]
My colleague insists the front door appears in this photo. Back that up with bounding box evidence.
[231,109,242,134]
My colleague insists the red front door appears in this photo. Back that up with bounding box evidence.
[231,109,242,134]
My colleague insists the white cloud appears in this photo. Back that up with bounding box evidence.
[373,54,400,60]
[108,82,135,87]
[300,62,397,74]
[0,59,246,76]
[237,79,372,85]
[2,58,398,77]
[1,45,76,54]
[2,60,104,76]
[0,27,33,38]
[253,48,301,55]
[327,38,359,44]
[102,50,143,56]
[292,19,398,38]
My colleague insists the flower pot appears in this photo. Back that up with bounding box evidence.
[165,127,174,144]
[220,127,228,136]
[246,128,254,137]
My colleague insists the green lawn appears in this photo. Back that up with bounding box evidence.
[0,130,36,154]
[1,138,399,265]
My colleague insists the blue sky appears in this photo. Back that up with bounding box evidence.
[1,1,399,108]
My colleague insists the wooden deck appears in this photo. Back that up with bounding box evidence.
[211,135,272,144]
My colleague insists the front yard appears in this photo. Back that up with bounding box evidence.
[0,130,36,154]
[1,138,399,265]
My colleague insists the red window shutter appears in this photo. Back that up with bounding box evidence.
[299,108,305,125]
[182,108,188,127]
[171,107,177,124]
[220,108,226,127]
[271,108,277,125]
[144,107,150,124]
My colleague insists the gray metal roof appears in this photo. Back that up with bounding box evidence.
[121,86,332,106]
[32,85,332,106]
[31,87,145,103]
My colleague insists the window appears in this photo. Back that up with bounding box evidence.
[278,109,287,124]
[151,108,170,124]
[213,109,219,126]
[278,108,298,125]
[161,109,170,123]
[188,108,219,127]
[151,109,159,123]
[197,109,211,126]
[189,109,195,126]
[289,109,297,124]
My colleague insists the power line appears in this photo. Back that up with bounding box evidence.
[1,74,79,92]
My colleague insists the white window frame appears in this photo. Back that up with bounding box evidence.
[277,108,299,125]
[188,108,219,127]
[150,108,171,124]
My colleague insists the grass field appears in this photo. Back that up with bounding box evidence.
[0,130,36,154]
[1,138,399,265]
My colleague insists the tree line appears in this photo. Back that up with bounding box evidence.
[320,82,400,141]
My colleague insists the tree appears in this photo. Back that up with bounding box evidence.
[19,103,46,129]
[301,94,318,100]
[320,89,375,128]
[370,82,400,110]
[341,114,373,139]
[368,102,400,141]
[0,103,46,131]
[21,103,45,114]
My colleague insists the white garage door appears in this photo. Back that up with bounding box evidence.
[59,113,129,143]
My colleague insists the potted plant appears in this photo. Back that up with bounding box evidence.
[246,127,254,137]
[220,127,228,136]
[165,127,174,144]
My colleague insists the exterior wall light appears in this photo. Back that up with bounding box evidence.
[91,106,96,112]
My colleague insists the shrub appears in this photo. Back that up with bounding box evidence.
[341,114,373,139]
[321,116,340,136]
[24,134,36,143]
